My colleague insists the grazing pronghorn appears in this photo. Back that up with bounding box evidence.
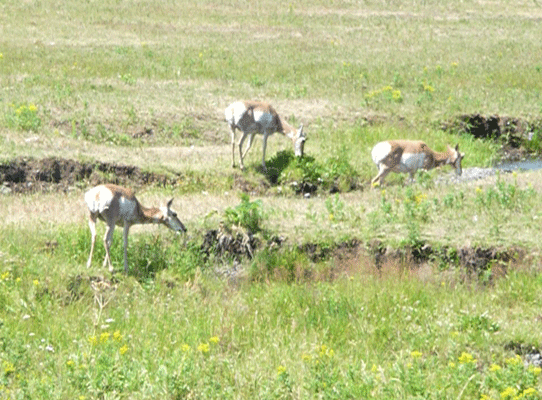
[225,100,306,171]
[371,140,464,186]
[85,184,186,274]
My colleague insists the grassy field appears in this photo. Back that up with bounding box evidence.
[2,0,542,398]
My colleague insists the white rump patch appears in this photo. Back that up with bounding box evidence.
[85,185,114,214]
[371,141,392,166]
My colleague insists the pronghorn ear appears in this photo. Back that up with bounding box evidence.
[455,144,460,151]
[167,198,174,208]
[298,124,305,137]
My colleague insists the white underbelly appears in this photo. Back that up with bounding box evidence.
[396,153,426,172]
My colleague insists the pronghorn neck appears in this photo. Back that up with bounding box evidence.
[433,147,454,167]
[137,204,163,225]
[279,116,296,136]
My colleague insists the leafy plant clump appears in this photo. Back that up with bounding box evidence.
[224,193,264,233]
[271,150,359,194]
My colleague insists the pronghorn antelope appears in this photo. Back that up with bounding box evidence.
[225,100,306,171]
[371,140,464,186]
[85,184,186,274]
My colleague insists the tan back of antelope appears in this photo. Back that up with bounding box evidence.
[225,100,306,170]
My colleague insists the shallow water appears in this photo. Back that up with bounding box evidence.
[495,158,542,172]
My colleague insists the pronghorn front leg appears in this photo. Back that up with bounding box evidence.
[122,223,130,274]
[87,213,98,268]
[261,130,270,171]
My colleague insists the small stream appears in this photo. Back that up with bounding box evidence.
[495,158,542,172]
[438,158,542,184]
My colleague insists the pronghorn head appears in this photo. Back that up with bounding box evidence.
[293,124,306,157]
[159,199,187,233]
[448,144,464,176]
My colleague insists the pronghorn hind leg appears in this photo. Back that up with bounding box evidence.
[371,165,391,186]
[102,222,116,272]
[87,213,98,268]
[241,132,256,159]
[238,132,254,170]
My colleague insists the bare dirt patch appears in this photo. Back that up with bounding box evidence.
[0,157,181,194]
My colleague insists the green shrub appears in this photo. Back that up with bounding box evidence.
[224,193,264,233]
[276,151,359,193]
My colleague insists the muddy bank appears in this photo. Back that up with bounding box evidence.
[202,230,524,281]
[443,114,542,161]
[0,157,178,194]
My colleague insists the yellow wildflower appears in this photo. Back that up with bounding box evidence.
[198,343,210,353]
[423,84,435,92]
[415,193,427,204]
[319,345,334,358]
[181,344,191,352]
[504,354,521,365]
[522,388,537,397]
[489,364,501,372]
[88,336,98,346]
[500,386,517,399]
[209,336,220,344]
[411,350,423,359]
[3,361,15,375]
[458,352,476,364]
[33,279,40,286]
[66,360,75,367]
[276,365,286,376]
[99,332,110,344]
[119,345,129,355]
[113,330,123,341]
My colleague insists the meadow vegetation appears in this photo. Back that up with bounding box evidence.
[2,0,542,398]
